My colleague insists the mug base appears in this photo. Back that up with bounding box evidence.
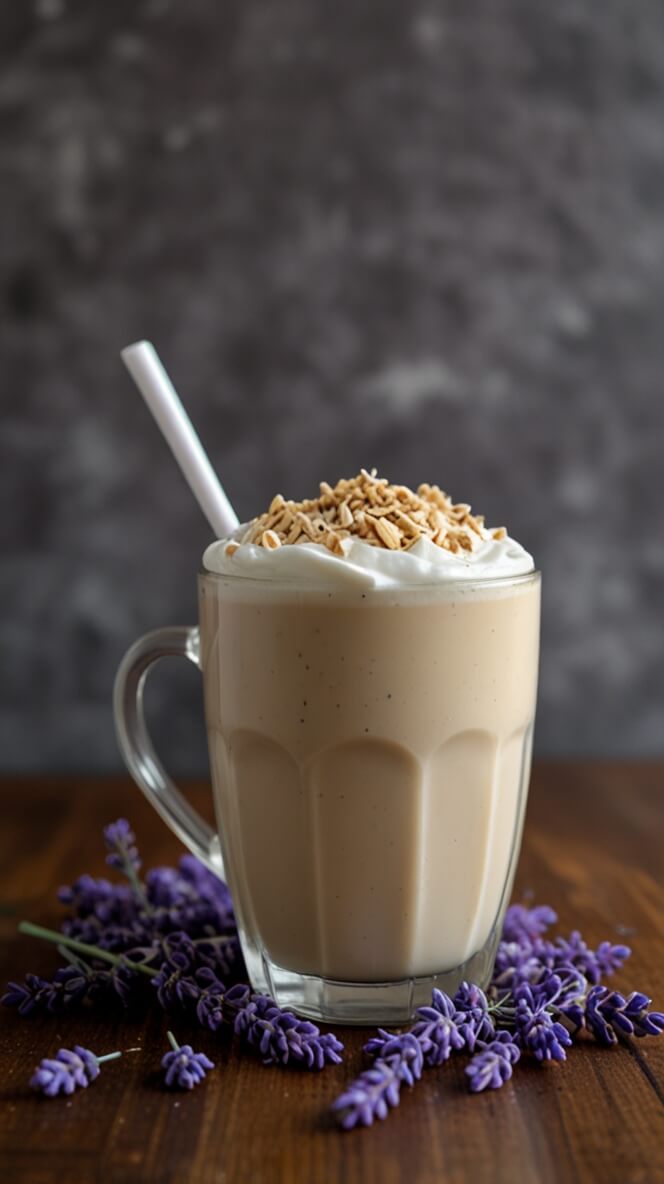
[244,941,499,1025]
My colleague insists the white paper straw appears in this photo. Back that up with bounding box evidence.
[121,340,239,539]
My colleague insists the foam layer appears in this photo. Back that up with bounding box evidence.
[203,530,534,589]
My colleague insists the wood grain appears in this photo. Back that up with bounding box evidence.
[0,765,662,1184]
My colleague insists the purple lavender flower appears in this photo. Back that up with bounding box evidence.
[31,1046,121,1097]
[192,935,243,979]
[58,875,137,925]
[193,968,227,1030]
[493,918,631,993]
[465,1031,521,1092]
[163,965,250,1032]
[145,856,236,939]
[151,931,244,1015]
[162,1032,214,1090]
[104,819,142,875]
[515,987,572,1062]
[3,951,149,1017]
[144,866,185,908]
[221,981,253,1012]
[193,972,251,1031]
[153,965,343,1070]
[409,988,466,1066]
[154,928,239,976]
[491,938,550,989]
[530,970,583,1008]
[617,992,664,1038]
[152,950,200,1012]
[108,962,143,1006]
[533,967,587,1034]
[179,854,235,917]
[6,819,243,1026]
[585,986,619,1045]
[3,974,52,1015]
[363,1027,398,1058]
[364,990,466,1067]
[2,966,90,1016]
[595,941,632,978]
[452,982,496,1051]
[553,932,631,985]
[332,903,663,1130]
[585,986,664,1046]
[556,996,586,1033]
[502,904,557,944]
[162,931,197,961]
[59,861,236,957]
[60,915,116,946]
[332,1033,423,1129]
[234,995,344,1069]
[66,953,145,1008]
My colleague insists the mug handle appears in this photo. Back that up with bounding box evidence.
[113,626,224,876]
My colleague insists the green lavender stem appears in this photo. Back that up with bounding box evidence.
[167,1031,180,1052]
[18,921,158,978]
[57,944,88,969]
[96,1052,123,1065]
[123,863,151,912]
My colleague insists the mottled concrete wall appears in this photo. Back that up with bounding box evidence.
[2,0,663,772]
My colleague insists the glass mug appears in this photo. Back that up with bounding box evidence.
[115,565,540,1024]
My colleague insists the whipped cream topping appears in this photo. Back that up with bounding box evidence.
[203,472,534,589]
[203,530,534,590]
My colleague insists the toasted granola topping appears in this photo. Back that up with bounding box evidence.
[227,471,506,557]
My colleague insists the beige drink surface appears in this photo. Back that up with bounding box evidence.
[199,576,540,982]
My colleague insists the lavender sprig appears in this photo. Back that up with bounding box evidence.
[2,967,90,1016]
[585,987,664,1046]
[407,988,467,1065]
[104,819,142,875]
[103,819,149,911]
[514,983,573,1062]
[492,911,631,991]
[553,932,632,986]
[332,1034,423,1129]
[162,1032,214,1090]
[465,1032,521,1092]
[234,994,344,1069]
[31,1046,121,1097]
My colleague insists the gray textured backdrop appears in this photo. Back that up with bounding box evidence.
[2,0,663,773]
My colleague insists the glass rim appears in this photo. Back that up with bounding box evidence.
[197,567,541,593]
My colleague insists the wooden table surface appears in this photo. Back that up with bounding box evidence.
[0,765,663,1184]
